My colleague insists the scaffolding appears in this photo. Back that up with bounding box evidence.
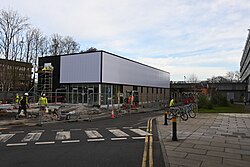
[38,65,53,102]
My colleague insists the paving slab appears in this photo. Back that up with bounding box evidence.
[156,113,250,167]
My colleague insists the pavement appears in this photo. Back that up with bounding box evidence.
[156,113,250,167]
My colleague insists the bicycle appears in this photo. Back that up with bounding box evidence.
[184,103,196,118]
[167,106,188,121]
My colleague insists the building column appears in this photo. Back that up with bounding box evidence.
[99,84,101,106]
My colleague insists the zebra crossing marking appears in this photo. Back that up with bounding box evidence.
[1,127,153,146]
[6,143,27,147]
[0,134,15,142]
[22,132,42,142]
[85,130,103,138]
[35,141,55,145]
[123,127,133,129]
[108,129,129,137]
[132,137,146,140]
[55,131,71,140]
[62,140,80,144]
[130,129,152,136]
[111,137,127,141]
[87,138,105,142]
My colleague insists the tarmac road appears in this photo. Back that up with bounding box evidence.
[0,111,165,167]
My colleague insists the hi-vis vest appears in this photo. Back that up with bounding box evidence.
[39,97,48,106]
[15,95,20,103]
[169,99,175,107]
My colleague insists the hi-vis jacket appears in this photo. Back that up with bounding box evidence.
[38,97,48,107]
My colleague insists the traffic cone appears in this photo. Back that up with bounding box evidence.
[111,109,115,119]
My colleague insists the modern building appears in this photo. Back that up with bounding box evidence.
[38,51,170,107]
[240,30,250,102]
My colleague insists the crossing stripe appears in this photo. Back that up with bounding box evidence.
[0,134,15,142]
[111,137,127,141]
[35,141,55,145]
[85,130,103,138]
[62,140,80,144]
[130,129,152,136]
[6,143,27,147]
[123,127,133,129]
[55,131,71,140]
[87,138,105,142]
[22,132,42,142]
[132,136,146,140]
[108,129,129,137]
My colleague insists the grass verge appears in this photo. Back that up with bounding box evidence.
[198,104,245,113]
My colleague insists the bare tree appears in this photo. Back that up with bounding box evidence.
[49,33,63,56]
[187,74,198,83]
[225,71,240,81]
[62,36,80,54]
[0,9,29,92]
[0,9,29,59]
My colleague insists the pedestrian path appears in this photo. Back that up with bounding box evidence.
[157,113,250,167]
[0,127,152,147]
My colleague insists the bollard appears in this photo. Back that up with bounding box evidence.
[164,111,168,125]
[172,117,177,141]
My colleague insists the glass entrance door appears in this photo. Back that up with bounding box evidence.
[87,88,94,106]
[72,88,78,103]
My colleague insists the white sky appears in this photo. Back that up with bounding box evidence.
[1,0,250,81]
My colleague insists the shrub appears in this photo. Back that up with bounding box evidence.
[197,94,213,109]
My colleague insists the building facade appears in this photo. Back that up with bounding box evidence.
[171,82,246,103]
[240,30,250,102]
[0,58,32,91]
[38,51,170,107]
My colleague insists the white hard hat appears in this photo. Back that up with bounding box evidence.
[24,93,28,96]
[42,94,46,96]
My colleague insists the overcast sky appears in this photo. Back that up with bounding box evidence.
[2,0,250,81]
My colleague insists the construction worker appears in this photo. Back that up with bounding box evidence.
[38,93,48,112]
[16,92,29,119]
[169,98,175,107]
[15,93,19,104]
[15,93,20,108]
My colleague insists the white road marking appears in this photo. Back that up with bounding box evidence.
[6,143,27,147]
[0,134,15,142]
[55,131,71,140]
[62,140,80,144]
[87,138,105,142]
[122,127,133,129]
[109,129,129,137]
[111,137,127,141]
[132,137,146,140]
[35,141,55,145]
[85,130,103,138]
[130,129,152,136]
[9,131,24,134]
[22,132,42,142]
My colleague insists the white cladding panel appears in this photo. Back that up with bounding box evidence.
[60,52,101,83]
[102,52,170,88]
